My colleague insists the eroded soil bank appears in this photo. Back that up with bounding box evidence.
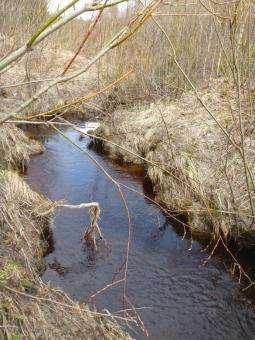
[0,124,129,339]
[26,124,255,340]
[92,79,255,248]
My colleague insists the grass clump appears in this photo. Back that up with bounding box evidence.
[0,124,43,170]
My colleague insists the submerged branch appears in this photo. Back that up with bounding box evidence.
[58,202,103,250]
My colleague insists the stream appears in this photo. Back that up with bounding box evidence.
[26,122,255,339]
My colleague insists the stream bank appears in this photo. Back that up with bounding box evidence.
[91,79,255,248]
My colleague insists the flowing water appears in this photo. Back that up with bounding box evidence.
[26,123,255,339]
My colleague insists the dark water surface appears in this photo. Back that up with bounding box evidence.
[26,124,255,339]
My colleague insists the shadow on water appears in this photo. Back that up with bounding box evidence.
[25,123,255,339]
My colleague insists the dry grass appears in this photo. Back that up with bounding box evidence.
[93,78,255,247]
[0,123,43,170]
[0,170,130,339]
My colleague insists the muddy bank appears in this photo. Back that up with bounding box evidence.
[91,79,255,247]
[0,125,129,339]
